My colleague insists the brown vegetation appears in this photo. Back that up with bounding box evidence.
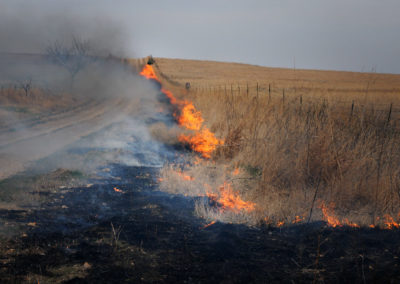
[154,58,400,227]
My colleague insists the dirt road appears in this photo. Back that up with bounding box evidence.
[0,97,140,179]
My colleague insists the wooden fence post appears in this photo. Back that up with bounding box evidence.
[349,100,354,121]
[256,82,259,99]
[386,103,393,127]
[268,84,271,104]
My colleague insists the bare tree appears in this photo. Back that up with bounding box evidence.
[46,37,94,86]
[19,77,32,97]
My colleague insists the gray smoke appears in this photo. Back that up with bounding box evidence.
[0,1,129,57]
[0,2,173,180]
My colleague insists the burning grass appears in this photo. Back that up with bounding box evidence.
[140,64,224,158]
[147,59,400,229]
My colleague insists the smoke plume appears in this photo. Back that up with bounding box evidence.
[0,2,172,179]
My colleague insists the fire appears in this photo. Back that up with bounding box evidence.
[177,103,204,131]
[343,218,360,228]
[276,221,285,227]
[320,201,361,228]
[383,214,400,229]
[207,182,255,213]
[113,187,124,193]
[320,201,343,228]
[179,128,224,159]
[292,215,304,224]
[139,64,223,158]
[201,220,216,229]
[140,63,400,229]
[139,64,159,81]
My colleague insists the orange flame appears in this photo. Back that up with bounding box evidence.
[320,201,360,228]
[139,64,223,158]
[343,218,360,228]
[139,64,159,81]
[177,103,204,131]
[200,220,216,229]
[233,168,240,176]
[113,187,124,193]
[383,214,400,229]
[207,182,255,213]
[320,201,342,228]
[179,128,224,159]
[276,221,285,227]
[292,215,304,224]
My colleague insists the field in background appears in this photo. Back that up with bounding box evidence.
[153,57,400,227]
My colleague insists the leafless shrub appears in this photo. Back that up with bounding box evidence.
[46,37,94,85]
[110,222,123,250]
[18,77,32,97]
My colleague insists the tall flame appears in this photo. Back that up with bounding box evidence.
[179,128,223,159]
[178,103,204,131]
[139,64,223,158]
[320,201,342,228]
[139,64,159,81]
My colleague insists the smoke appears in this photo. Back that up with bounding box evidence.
[0,2,175,179]
[0,1,129,57]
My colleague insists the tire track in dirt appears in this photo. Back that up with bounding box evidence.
[0,97,140,179]
[0,100,112,148]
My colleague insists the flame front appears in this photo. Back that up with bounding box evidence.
[139,64,159,81]
[320,201,343,228]
[201,220,216,229]
[383,214,400,229]
[207,182,255,213]
[140,64,400,229]
[140,64,223,158]
[320,201,360,228]
[179,128,223,159]
[177,103,204,131]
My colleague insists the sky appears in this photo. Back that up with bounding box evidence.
[1,0,400,74]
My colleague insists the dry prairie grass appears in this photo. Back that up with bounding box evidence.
[151,58,400,227]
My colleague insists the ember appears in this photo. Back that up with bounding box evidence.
[113,187,124,193]
[232,168,240,176]
[200,220,216,229]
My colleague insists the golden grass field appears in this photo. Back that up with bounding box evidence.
[150,57,400,227]
[155,57,400,104]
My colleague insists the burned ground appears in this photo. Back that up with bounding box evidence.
[0,165,399,283]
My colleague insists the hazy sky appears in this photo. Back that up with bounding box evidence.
[2,0,400,73]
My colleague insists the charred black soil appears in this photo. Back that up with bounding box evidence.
[0,165,399,283]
